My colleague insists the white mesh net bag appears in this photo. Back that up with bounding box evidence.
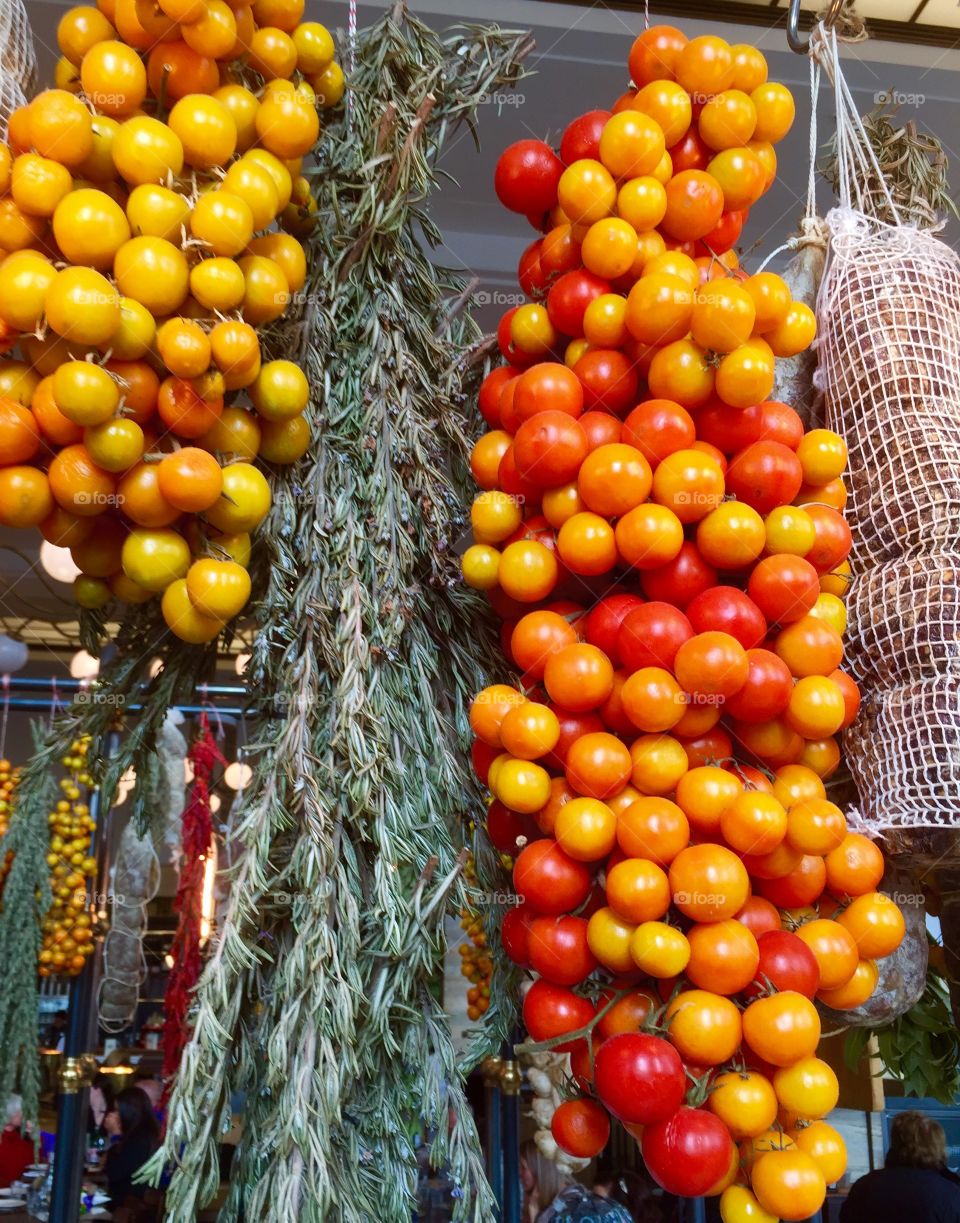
[0,0,36,135]
[847,677,960,828]
[845,555,960,688]
[812,28,960,832]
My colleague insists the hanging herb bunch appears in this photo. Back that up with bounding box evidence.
[822,104,959,228]
[152,7,529,1222]
[845,966,960,1105]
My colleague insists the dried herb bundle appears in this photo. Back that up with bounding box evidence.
[822,106,959,228]
[152,8,528,1221]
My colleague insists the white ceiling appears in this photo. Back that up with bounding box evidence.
[8,0,960,637]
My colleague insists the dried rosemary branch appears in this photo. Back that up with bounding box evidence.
[153,9,529,1221]
[822,106,959,227]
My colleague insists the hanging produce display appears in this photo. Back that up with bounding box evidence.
[0,0,341,1131]
[162,713,223,1090]
[98,712,188,1031]
[811,32,960,835]
[38,733,97,979]
[465,26,905,1219]
[0,0,342,638]
[147,9,530,1222]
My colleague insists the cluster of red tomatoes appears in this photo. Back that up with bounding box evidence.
[463,26,904,1221]
[0,0,342,641]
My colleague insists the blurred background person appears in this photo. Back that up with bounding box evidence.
[0,1095,33,1188]
[841,1111,960,1223]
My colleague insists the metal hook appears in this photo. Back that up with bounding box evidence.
[787,0,846,54]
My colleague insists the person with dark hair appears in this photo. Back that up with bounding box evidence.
[841,1110,960,1223]
[103,1086,161,1210]
[595,1170,673,1223]
[521,1142,633,1223]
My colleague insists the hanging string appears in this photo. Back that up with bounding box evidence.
[346,0,357,125]
[805,52,820,221]
[643,0,650,32]
[814,26,901,224]
[48,677,60,728]
[197,683,224,741]
[0,675,8,762]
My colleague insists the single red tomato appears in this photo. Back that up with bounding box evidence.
[471,738,498,784]
[551,1098,610,1158]
[622,398,696,465]
[758,854,827,908]
[686,586,767,650]
[594,1033,686,1125]
[513,411,588,488]
[697,208,744,253]
[514,361,585,423]
[747,555,820,625]
[478,366,515,428]
[695,399,766,454]
[668,129,710,173]
[579,410,623,451]
[522,979,597,1052]
[676,725,733,769]
[804,504,852,573]
[726,440,803,514]
[574,349,641,415]
[528,914,599,985]
[501,904,536,966]
[759,400,804,450]
[722,648,793,722]
[640,541,717,608]
[641,1107,734,1196]
[495,139,564,214]
[583,593,645,665]
[518,239,547,299]
[618,602,694,672]
[561,110,612,164]
[487,800,541,855]
[735,895,783,938]
[513,838,593,914]
[547,268,611,336]
[748,929,820,998]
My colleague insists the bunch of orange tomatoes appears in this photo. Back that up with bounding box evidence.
[0,757,19,894]
[37,735,98,978]
[0,0,343,642]
[459,857,493,1023]
[463,27,905,1221]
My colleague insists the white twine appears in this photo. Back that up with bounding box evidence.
[346,0,357,125]
[756,51,824,272]
[816,26,900,224]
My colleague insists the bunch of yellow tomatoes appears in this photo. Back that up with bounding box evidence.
[0,0,343,642]
[38,735,98,978]
[458,854,492,1022]
[463,27,904,1221]
[0,757,20,893]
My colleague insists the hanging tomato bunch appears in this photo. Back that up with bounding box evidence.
[465,27,902,1220]
[459,857,492,1022]
[0,0,343,642]
[37,735,97,978]
[0,757,20,892]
